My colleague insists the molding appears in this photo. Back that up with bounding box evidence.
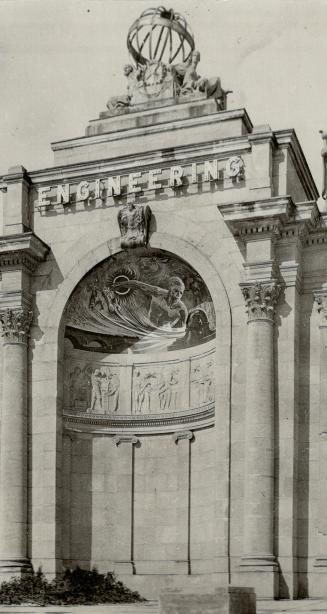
[279,261,302,291]
[239,554,278,569]
[219,196,321,248]
[248,124,275,146]
[274,129,319,201]
[314,557,327,568]
[29,138,251,186]
[63,402,215,435]
[0,291,32,312]
[243,260,279,283]
[2,165,31,186]
[51,108,253,152]
[0,231,50,272]
[218,196,295,238]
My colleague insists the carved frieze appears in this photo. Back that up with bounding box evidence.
[65,362,120,414]
[64,348,215,422]
[240,282,281,322]
[132,362,187,414]
[0,308,33,343]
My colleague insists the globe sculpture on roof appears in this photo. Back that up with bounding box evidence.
[127,6,195,67]
[106,6,230,114]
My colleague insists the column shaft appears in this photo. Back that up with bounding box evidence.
[239,281,280,598]
[244,319,274,556]
[0,338,30,576]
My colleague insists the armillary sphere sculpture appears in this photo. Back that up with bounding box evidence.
[127,6,195,67]
[106,6,230,113]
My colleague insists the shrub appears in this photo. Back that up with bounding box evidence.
[0,566,144,605]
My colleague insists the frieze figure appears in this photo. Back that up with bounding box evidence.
[191,359,214,407]
[117,202,151,248]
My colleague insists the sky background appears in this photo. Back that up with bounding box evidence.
[0,0,326,206]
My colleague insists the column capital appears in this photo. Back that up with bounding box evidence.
[172,430,194,444]
[240,280,281,322]
[0,308,33,343]
[314,289,327,328]
[113,434,139,446]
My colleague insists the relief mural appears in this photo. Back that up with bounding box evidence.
[132,363,186,414]
[64,353,214,416]
[65,363,120,413]
[64,248,215,354]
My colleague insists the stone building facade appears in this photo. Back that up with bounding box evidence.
[0,6,327,603]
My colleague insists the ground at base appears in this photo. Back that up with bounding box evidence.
[0,598,327,613]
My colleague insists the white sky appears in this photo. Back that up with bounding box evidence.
[0,0,326,205]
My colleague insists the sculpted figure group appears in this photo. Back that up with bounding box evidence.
[107,51,228,114]
[68,364,120,413]
[133,368,180,414]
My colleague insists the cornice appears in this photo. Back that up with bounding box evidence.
[51,108,253,152]
[274,129,319,201]
[29,137,251,186]
[219,197,322,246]
[0,231,50,272]
[218,196,295,238]
[63,402,215,435]
[248,124,276,146]
[2,165,31,186]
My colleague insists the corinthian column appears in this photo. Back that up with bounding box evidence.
[0,307,32,579]
[239,281,280,598]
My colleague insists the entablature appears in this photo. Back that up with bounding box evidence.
[0,231,50,273]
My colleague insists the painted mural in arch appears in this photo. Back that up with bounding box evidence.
[64,247,215,354]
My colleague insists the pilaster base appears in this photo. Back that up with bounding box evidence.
[308,558,327,597]
[238,555,279,599]
[0,558,32,583]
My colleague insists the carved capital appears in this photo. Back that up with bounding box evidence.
[0,308,33,343]
[240,281,281,322]
[114,434,139,446]
[314,290,327,328]
[172,430,194,444]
